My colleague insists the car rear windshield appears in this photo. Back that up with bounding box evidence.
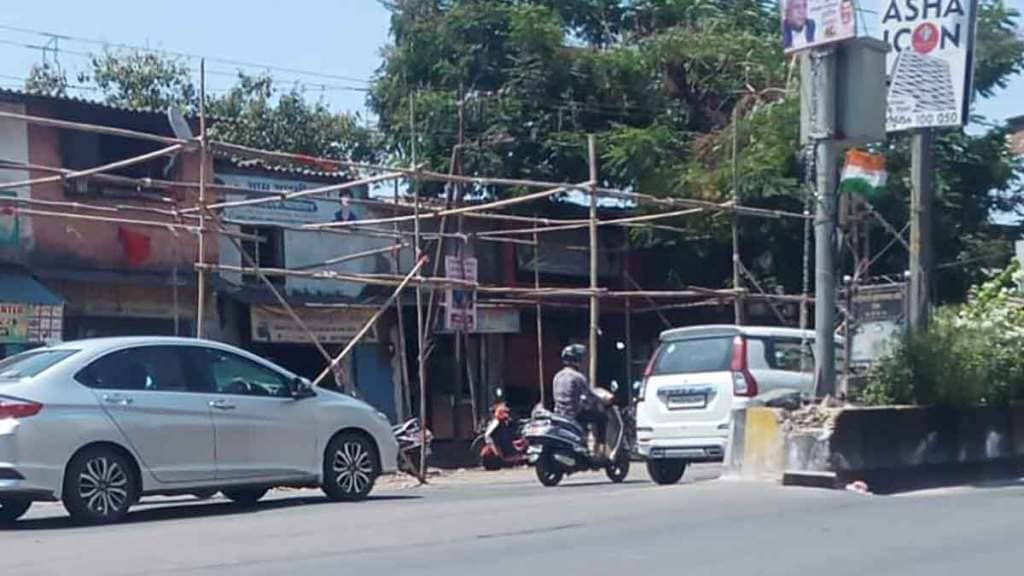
[652,337,733,375]
[0,349,78,380]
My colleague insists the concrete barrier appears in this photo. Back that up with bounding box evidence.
[725,403,1024,492]
[739,407,786,481]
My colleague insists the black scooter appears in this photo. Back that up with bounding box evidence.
[524,386,630,486]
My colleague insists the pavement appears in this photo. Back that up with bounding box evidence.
[4,463,1022,575]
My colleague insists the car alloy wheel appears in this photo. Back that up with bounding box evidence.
[63,448,137,525]
[323,433,378,501]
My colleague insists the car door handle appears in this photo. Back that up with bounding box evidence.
[209,400,236,411]
[102,394,133,406]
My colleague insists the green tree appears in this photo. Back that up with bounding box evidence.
[66,51,379,163]
[24,61,69,97]
[371,0,1024,298]
[85,51,197,111]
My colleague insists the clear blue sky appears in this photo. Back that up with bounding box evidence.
[0,0,1020,123]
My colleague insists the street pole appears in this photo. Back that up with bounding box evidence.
[909,129,933,333]
[812,49,838,398]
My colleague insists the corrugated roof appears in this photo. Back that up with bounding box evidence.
[0,269,64,305]
[0,87,169,117]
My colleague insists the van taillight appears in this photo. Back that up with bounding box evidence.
[0,397,43,419]
[730,336,758,397]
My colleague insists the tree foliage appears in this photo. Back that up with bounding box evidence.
[30,50,379,163]
[372,0,1024,297]
[861,262,1024,406]
[24,62,69,97]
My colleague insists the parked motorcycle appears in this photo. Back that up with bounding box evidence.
[393,418,433,476]
[524,385,630,486]
[472,402,528,470]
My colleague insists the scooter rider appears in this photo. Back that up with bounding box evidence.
[553,344,608,457]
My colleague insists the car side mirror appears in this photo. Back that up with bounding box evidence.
[290,377,316,399]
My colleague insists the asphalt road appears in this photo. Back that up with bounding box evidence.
[4,464,1022,575]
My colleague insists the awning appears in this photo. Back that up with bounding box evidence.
[0,269,64,345]
[0,270,63,305]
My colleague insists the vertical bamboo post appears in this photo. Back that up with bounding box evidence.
[587,134,598,386]
[411,91,427,483]
[731,106,744,325]
[394,181,412,420]
[534,224,545,407]
[195,59,207,339]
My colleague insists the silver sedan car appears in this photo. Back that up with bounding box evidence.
[0,337,398,525]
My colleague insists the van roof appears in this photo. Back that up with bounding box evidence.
[659,324,817,342]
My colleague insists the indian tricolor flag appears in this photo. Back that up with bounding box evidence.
[840,150,887,200]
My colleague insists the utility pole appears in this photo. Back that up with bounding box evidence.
[909,130,933,332]
[812,49,838,398]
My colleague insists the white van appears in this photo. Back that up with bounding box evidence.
[636,325,831,485]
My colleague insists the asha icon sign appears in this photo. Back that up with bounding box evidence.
[881,0,978,132]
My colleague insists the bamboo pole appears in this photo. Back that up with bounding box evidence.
[190,171,405,214]
[0,143,185,192]
[196,59,208,339]
[411,91,428,483]
[310,256,428,388]
[534,223,545,408]
[291,243,406,272]
[0,109,191,147]
[588,134,599,387]
[394,182,412,421]
[1,206,200,233]
[474,207,704,237]
[304,184,573,231]
[206,211,337,376]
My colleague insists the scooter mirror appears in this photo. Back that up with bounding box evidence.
[610,380,619,392]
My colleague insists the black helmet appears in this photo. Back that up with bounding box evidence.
[560,344,586,365]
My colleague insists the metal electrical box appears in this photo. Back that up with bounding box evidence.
[800,38,889,147]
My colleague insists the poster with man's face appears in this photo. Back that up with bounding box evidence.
[783,0,857,53]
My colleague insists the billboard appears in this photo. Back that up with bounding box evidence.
[782,0,857,53]
[881,0,978,132]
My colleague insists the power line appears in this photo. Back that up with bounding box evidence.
[0,22,374,85]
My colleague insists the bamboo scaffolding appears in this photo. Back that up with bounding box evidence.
[310,256,429,389]
[0,109,191,147]
[475,207,704,237]
[0,143,185,192]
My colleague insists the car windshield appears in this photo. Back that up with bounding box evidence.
[0,349,78,380]
[652,337,733,375]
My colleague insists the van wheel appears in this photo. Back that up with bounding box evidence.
[0,497,31,524]
[647,459,688,485]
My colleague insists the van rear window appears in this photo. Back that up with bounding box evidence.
[652,337,733,375]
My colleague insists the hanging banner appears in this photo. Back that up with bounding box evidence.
[250,306,377,344]
[782,0,857,53]
[882,0,978,132]
[444,255,477,332]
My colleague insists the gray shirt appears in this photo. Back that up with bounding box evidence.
[553,366,593,419]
